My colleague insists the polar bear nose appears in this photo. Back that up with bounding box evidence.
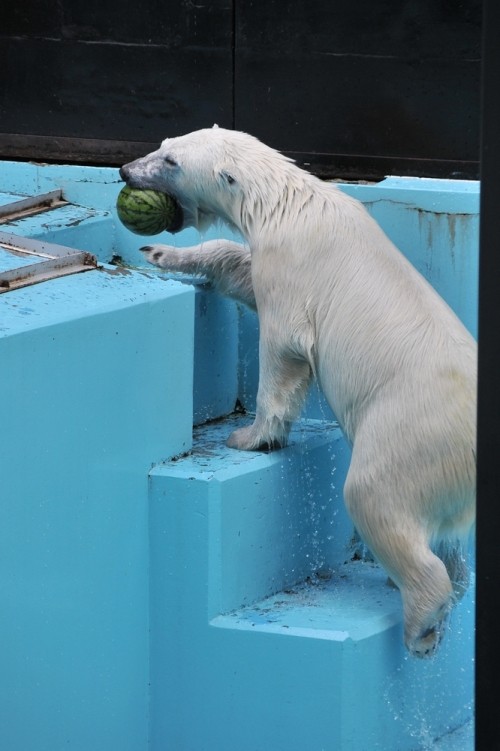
[119,165,130,182]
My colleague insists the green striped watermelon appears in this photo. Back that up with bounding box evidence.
[116,186,183,235]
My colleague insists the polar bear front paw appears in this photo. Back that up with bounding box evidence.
[226,425,285,452]
[140,244,171,267]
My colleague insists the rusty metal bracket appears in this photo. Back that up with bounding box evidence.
[0,231,98,293]
[0,189,68,223]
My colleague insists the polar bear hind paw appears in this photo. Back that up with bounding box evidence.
[407,606,450,659]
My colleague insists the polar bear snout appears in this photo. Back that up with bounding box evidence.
[119,160,145,187]
[119,151,173,193]
[119,164,131,183]
[119,160,155,190]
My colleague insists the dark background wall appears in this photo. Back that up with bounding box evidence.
[477,0,500,747]
[1,0,481,179]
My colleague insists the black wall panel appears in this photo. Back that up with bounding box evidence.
[2,38,232,141]
[1,0,233,164]
[234,0,482,178]
[476,0,500,746]
[1,0,482,178]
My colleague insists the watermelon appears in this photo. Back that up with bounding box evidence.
[116,186,183,235]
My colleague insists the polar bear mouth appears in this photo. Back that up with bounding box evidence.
[119,168,219,234]
[165,197,216,234]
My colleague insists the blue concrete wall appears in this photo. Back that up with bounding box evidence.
[1,258,194,750]
[0,162,478,750]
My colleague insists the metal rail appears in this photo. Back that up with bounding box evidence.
[0,230,98,293]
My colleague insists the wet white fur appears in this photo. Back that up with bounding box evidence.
[121,127,476,657]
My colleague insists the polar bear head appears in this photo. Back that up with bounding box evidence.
[120,125,298,234]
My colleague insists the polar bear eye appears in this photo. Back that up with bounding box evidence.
[223,171,236,185]
[164,156,177,167]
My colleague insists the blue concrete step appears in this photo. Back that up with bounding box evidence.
[0,257,195,751]
[149,415,474,751]
[212,564,474,751]
[212,558,403,642]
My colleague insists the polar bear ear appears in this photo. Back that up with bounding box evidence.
[212,123,219,129]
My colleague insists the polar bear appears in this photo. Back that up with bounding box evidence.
[120,126,476,658]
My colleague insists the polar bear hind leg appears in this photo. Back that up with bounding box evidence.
[344,475,455,657]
